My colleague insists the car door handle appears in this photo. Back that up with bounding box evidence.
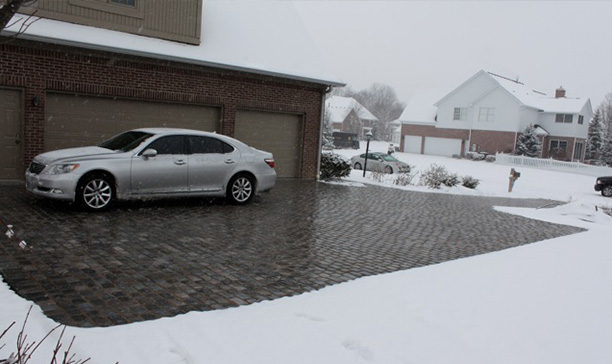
[175,160,187,165]
[225,159,235,164]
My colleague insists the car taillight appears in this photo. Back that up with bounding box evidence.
[265,158,275,168]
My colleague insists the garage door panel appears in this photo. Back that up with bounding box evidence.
[45,94,220,151]
[403,135,422,154]
[423,137,462,157]
[235,110,301,178]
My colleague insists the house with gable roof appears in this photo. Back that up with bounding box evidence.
[325,96,378,140]
[0,1,343,180]
[399,70,593,161]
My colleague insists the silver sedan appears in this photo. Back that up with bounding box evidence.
[351,152,410,174]
[25,128,277,211]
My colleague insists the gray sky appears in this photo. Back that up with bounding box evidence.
[295,1,612,108]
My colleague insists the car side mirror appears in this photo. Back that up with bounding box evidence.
[141,148,158,159]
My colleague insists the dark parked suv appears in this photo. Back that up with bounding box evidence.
[594,176,612,197]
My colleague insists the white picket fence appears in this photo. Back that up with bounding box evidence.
[495,153,612,177]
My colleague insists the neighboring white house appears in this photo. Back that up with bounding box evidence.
[325,96,379,139]
[399,70,593,161]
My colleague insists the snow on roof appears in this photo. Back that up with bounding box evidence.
[3,2,343,86]
[489,72,589,114]
[398,89,446,124]
[325,96,378,123]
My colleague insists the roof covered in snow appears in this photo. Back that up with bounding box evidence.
[3,2,343,86]
[489,72,590,114]
[398,89,447,124]
[325,96,378,123]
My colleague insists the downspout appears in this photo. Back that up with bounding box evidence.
[316,85,333,180]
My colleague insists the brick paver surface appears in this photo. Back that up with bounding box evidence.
[0,180,583,327]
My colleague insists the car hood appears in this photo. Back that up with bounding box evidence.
[34,146,118,165]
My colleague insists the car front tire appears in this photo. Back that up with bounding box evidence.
[384,165,393,174]
[602,185,612,197]
[227,174,255,204]
[77,173,114,211]
[354,162,362,170]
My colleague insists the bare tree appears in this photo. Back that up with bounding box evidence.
[352,83,405,141]
[599,92,612,138]
[0,0,38,38]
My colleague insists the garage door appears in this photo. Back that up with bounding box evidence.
[403,135,422,154]
[235,110,302,178]
[45,93,220,151]
[423,137,463,157]
[0,89,23,180]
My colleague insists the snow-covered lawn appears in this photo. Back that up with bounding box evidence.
[1,143,611,364]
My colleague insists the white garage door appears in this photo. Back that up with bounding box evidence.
[45,93,220,151]
[403,135,422,154]
[423,137,462,157]
[235,110,302,178]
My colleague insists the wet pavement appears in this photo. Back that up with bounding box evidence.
[0,179,583,327]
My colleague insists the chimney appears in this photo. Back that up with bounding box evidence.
[555,87,566,98]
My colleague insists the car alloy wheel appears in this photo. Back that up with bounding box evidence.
[603,186,612,197]
[228,174,254,204]
[354,162,362,170]
[80,175,113,211]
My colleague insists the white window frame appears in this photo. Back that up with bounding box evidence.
[478,107,495,123]
[453,107,467,121]
[555,114,574,123]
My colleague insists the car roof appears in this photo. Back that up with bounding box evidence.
[133,127,217,136]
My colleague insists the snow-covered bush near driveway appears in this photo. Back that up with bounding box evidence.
[320,152,351,180]
[420,164,460,189]
[393,171,419,186]
[461,175,480,189]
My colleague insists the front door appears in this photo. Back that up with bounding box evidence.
[0,89,23,180]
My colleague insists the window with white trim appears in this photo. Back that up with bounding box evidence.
[555,114,573,123]
[578,115,584,124]
[453,107,467,121]
[478,107,495,122]
[573,142,584,160]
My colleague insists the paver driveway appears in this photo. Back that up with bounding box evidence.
[0,180,583,327]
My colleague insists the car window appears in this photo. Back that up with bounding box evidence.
[381,155,398,162]
[188,136,234,154]
[99,131,153,152]
[145,136,185,155]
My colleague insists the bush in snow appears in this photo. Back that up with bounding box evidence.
[370,170,387,183]
[465,152,486,161]
[319,152,351,180]
[420,164,459,189]
[485,155,496,163]
[393,171,418,186]
[461,175,480,189]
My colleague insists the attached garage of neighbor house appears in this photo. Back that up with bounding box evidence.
[44,93,221,151]
[423,137,463,157]
[235,110,302,178]
[403,135,422,154]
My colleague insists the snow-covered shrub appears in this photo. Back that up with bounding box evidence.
[320,152,351,180]
[420,164,459,189]
[485,155,496,163]
[370,170,387,183]
[461,175,480,189]
[465,152,486,161]
[393,171,418,186]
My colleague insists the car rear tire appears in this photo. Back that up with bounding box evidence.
[354,162,362,170]
[384,165,393,174]
[77,173,114,211]
[227,174,255,204]
[602,186,612,197]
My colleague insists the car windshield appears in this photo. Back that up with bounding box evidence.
[381,154,399,162]
[99,131,154,152]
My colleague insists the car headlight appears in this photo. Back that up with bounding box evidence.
[45,163,80,175]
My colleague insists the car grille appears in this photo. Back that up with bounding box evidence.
[28,162,46,175]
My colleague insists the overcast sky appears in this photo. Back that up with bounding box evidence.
[295,1,612,108]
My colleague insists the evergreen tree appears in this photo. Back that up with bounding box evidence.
[515,124,541,157]
[600,134,612,166]
[585,108,604,160]
[322,109,335,150]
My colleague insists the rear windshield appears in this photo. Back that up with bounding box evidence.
[99,131,154,152]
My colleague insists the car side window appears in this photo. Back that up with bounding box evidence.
[145,136,185,155]
[188,136,234,154]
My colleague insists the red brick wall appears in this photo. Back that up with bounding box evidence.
[541,136,586,161]
[0,40,327,178]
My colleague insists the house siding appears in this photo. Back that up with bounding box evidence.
[0,40,326,178]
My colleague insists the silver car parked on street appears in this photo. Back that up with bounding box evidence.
[25,128,277,211]
[351,152,410,174]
